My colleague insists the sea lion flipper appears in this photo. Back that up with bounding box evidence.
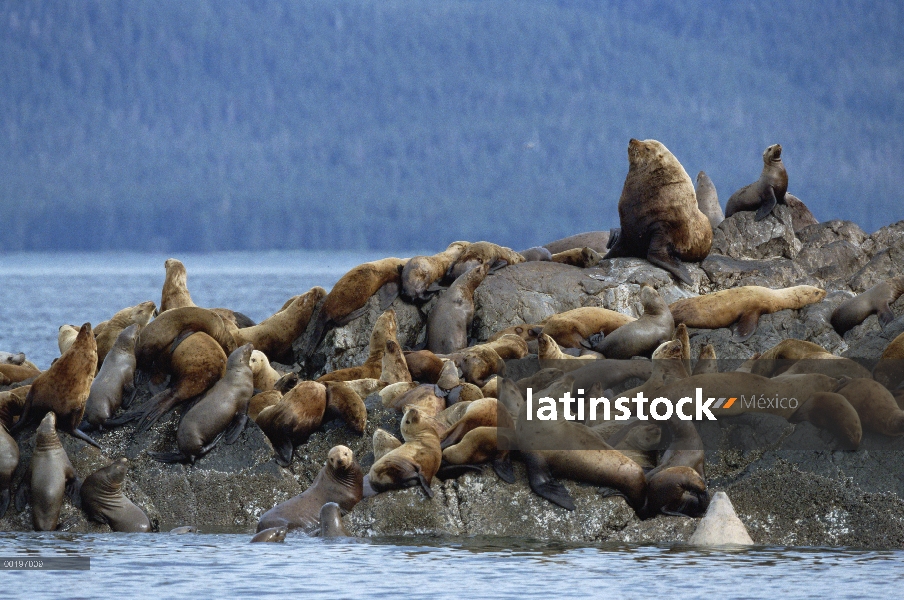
[416,471,434,498]
[488,259,509,273]
[598,486,627,500]
[71,427,102,449]
[435,464,483,481]
[425,282,446,293]
[224,413,248,445]
[334,306,369,327]
[122,383,138,409]
[878,303,896,327]
[274,439,295,467]
[14,481,29,512]
[646,234,693,286]
[754,187,778,221]
[65,476,82,508]
[523,451,575,511]
[0,489,10,518]
[731,311,760,342]
[148,451,189,464]
[377,282,399,311]
[492,455,516,484]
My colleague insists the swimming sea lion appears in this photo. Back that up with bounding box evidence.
[365,406,442,497]
[15,412,80,531]
[255,380,328,466]
[725,144,787,221]
[169,525,197,534]
[535,307,635,349]
[318,502,350,537]
[590,285,675,358]
[695,171,723,229]
[449,241,524,279]
[318,309,398,383]
[82,324,139,430]
[603,139,713,285]
[669,285,826,342]
[831,276,904,335]
[11,323,99,448]
[250,526,287,543]
[0,424,18,517]
[427,262,491,354]
[80,458,151,532]
[401,241,469,301]
[550,247,602,268]
[233,287,326,363]
[543,231,611,255]
[94,301,156,368]
[257,445,363,533]
[150,344,254,464]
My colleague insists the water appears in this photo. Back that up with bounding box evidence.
[2,251,904,597]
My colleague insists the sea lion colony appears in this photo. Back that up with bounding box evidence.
[1,139,903,541]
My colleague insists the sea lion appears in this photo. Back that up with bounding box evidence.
[538,334,596,367]
[440,398,514,449]
[15,412,80,531]
[251,526,287,543]
[692,343,719,375]
[426,401,473,438]
[519,247,553,262]
[568,359,653,401]
[515,368,565,399]
[0,386,29,431]
[94,301,156,368]
[831,276,904,335]
[80,458,151,532]
[134,306,236,372]
[323,381,368,435]
[427,262,491,354]
[590,285,675,358]
[249,350,285,392]
[401,241,469,301]
[638,466,709,519]
[550,247,602,268]
[695,171,724,229]
[449,241,525,279]
[303,257,407,356]
[159,258,196,312]
[249,390,282,421]
[0,363,40,384]
[378,381,419,407]
[318,502,350,537]
[725,144,788,221]
[834,378,904,436]
[233,287,326,363]
[257,445,363,533]
[403,350,445,384]
[380,340,411,384]
[109,331,228,432]
[646,415,705,479]
[791,392,863,450]
[482,334,529,360]
[150,344,254,464]
[669,285,827,342]
[11,323,99,448]
[169,525,197,534]
[341,378,386,399]
[372,428,403,461]
[602,138,713,285]
[382,384,445,417]
[442,426,507,467]
[365,406,442,497]
[0,424,18,517]
[535,307,635,349]
[873,332,904,391]
[255,380,328,466]
[453,345,506,387]
[543,231,611,255]
[609,422,661,469]
[487,324,541,345]
[751,339,871,380]
[57,324,79,355]
[688,491,754,545]
[318,309,399,383]
[82,324,139,430]
[273,372,300,394]
[0,351,26,365]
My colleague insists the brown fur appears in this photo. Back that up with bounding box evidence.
[641,466,709,518]
[249,390,282,421]
[452,345,507,386]
[550,247,602,268]
[0,386,29,431]
[95,301,156,368]
[440,398,514,448]
[831,276,904,335]
[57,324,79,355]
[834,378,904,437]
[442,426,506,465]
[401,241,469,301]
[323,381,368,435]
[449,241,525,279]
[135,307,237,371]
[427,262,491,354]
[80,458,151,532]
[249,350,285,391]
[160,258,195,312]
[366,406,442,495]
[380,339,411,384]
[21,412,79,530]
[752,339,871,379]
[382,384,445,417]
[874,331,904,390]
[536,307,634,349]
[403,350,445,384]
[0,363,40,384]
[318,309,399,383]
[83,324,139,428]
[487,324,541,344]
[233,287,326,363]
[255,380,328,466]
[482,334,529,360]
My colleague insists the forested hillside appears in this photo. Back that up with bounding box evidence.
[1,0,902,251]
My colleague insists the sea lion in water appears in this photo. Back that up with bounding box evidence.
[695,171,723,228]
[0,424,18,517]
[535,307,635,349]
[427,262,491,354]
[831,276,904,335]
[82,324,139,430]
[15,412,80,531]
[255,380,328,466]
[302,257,407,356]
[401,241,469,301]
[251,526,287,543]
[449,241,525,279]
[725,144,788,221]
[603,139,713,285]
[94,301,156,368]
[365,406,442,497]
[11,323,100,448]
[590,285,674,359]
[233,287,325,363]
[317,309,399,383]
[543,231,611,255]
[669,285,826,342]
[150,344,254,464]
[80,458,151,532]
[257,445,363,533]
[318,502,350,537]
[550,247,602,268]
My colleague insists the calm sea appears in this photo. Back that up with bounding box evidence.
[1,251,903,598]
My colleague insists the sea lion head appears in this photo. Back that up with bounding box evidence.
[227,343,254,370]
[652,340,684,361]
[74,322,97,352]
[37,410,57,435]
[581,247,602,267]
[105,457,130,485]
[327,445,355,473]
[791,285,827,306]
[164,258,187,276]
[537,333,557,359]
[763,144,782,163]
[130,301,158,328]
[627,138,669,170]
[249,350,269,375]
[1,352,25,365]
[400,405,426,437]
[639,284,668,316]
[401,258,434,300]
[115,324,141,352]
[436,360,460,390]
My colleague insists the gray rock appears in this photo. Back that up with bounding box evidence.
[701,255,814,289]
[711,205,802,261]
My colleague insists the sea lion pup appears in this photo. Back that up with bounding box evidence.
[543,231,611,255]
[602,139,712,286]
[534,307,635,349]
[323,381,368,435]
[380,340,411,384]
[834,378,904,436]
[0,424,18,517]
[590,285,675,358]
[257,445,363,533]
[401,241,470,301]
[519,246,553,262]
[302,257,407,356]
[692,343,719,376]
[94,301,156,368]
[249,350,286,392]
[669,285,827,342]
[318,502,351,538]
[15,412,80,531]
[0,362,40,384]
[689,491,754,545]
[233,287,326,363]
[80,458,151,532]
[403,350,445,384]
[150,344,254,464]
[249,390,282,421]
[58,324,80,355]
[11,323,99,448]
[134,306,236,372]
[695,171,724,228]
[449,241,525,279]
[427,262,491,354]
[637,466,710,519]
[440,398,514,449]
[108,332,228,433]
[82,324,139,430]
[256,380,328,466]
[831,276,904,335]
[365,406,442,497]
[0,386,30,431]
[372,428,403,461]
[725,143,788,221]
[251,526,287,543]
[317,309,399,383]
[751,339,871,380]
[550,247,602,268]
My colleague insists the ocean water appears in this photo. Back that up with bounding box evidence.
[2,251,904,598]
